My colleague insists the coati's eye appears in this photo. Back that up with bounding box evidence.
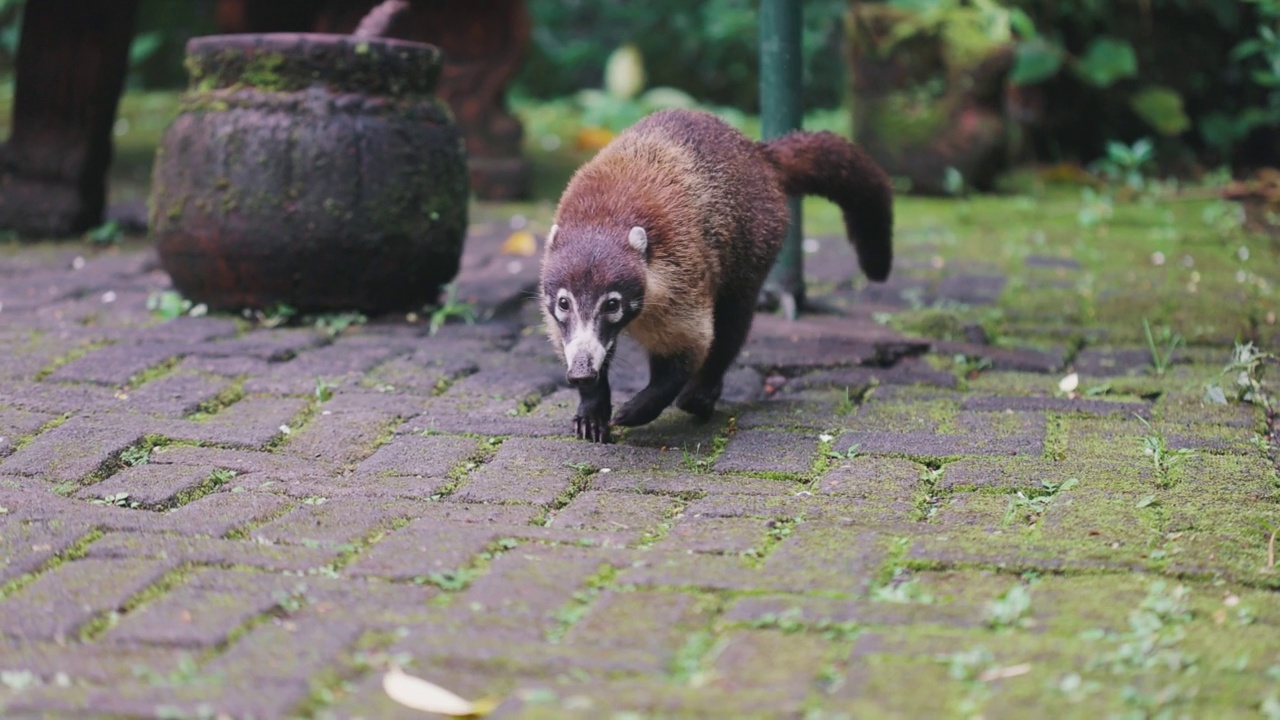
[602,298,621,314]
[557,296,570,311]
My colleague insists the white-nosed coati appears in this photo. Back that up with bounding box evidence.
[539,108,893,443]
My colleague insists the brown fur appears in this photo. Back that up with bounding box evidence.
[540,108,893,438]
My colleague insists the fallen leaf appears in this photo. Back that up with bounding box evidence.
[500,230,537,257]
[1058,372,1079,393]
[575,127,615,151]
[978,663,1032,682]
[382,665,493,717]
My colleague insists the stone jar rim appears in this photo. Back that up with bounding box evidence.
[184,32,444,97]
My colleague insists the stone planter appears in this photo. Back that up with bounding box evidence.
[150,33,469,314]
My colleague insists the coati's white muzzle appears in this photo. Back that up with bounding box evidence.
[563,331,608,386]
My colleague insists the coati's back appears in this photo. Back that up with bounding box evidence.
[553,110,789,296]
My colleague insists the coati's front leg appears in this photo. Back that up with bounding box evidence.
[676,290,758,420]
[612,354,690,428]
[574,356,613,443]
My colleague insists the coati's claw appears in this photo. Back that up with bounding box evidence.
[575,413,612,443]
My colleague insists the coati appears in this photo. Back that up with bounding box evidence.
[539,108,894,443]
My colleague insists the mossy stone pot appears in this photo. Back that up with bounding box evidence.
[150,33,469,314]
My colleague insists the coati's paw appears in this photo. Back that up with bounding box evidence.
[574,412,612,443]
[675,381,722,421]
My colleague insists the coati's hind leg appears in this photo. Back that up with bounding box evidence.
[676,290,757,420]
[612,354,691,428]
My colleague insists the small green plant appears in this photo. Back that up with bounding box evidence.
[314,377,337,402]
[681,443,713,473]
[826,443,861,461]
[313,311,366,338]
[427,283,478,336]
[119,444,152,467]
[1002,477,1078,527]
[870,567,935,605]
[246,303,298,329]
[146,291,207,320]
[84,219,122,245]
[985,584,1033,630]
[90,492,140,509]
[1206,341,1277,412]
[301,495,328,506]
[1092,138,1155,192]
[1135,415,1196,486]
[1142,318,1183,377]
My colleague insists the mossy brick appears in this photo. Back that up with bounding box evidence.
[454,437,680,506]
[0,379,120,415]
[591,468,800,496]
[162,396,309,448]
[941,457,1079,492]
[437,360,562,401]
[834,429,1042,459]
[445,546,620,642]
[712,429,819,474]
[762,524,888,595]
[175,352,276,379]
[353,432,485,481]
[1074,346,1166,376]
[620,551,771,592]
[147,444,317,482]
[1154,395,1259,428]
[682,493,867,522]
[935,341,1065,373]
[119,371,233,417]
[242,339,410,396]
[269,471,451,501]
[155,490,293,536]
[787,358,959,392]
[364,353,480,397]
[3,682,311,720]
[408,393,566,437]
[935,272,1007,306]
[43,342,187,386]
[739,313,925,372]
[0,521,91,585]
[86,532,339,572]
[73,463,211,508]
[125,315,239,344]
[250,497,416,549]
[0,406,59,458]
[840,397,959,434]
[203,617,365,689]
[664,516,771,554]
[817,456,929,500]
[733,390,859,431]
[723,592,988,630]
[961,394,1150,417]
[102,583,283,648]
[346,503,537,580]
[0,639,196,686]
[709,629,835,714]
[0,414,153,482]
[0,557,175,641]
[299,576,439,628]
[615,410,729,449]
[561,590,713,673]
[550,490,678,544]
[280,405,414,470]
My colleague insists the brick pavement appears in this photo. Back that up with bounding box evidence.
[0,221,1278,719]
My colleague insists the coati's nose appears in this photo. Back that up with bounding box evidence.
[566,355,598,386]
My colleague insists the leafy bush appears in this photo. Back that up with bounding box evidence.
[516,0,849,111]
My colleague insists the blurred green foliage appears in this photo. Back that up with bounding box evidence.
[515,0,849,111]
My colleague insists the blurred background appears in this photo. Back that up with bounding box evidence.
[2,0,1280,209]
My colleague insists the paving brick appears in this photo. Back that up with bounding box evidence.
[0,414,153,482]
[347,503,537,580]
[0,557,174,641]
[960,393,1149,416]
[0,638,197,685]
[561,590,713,673]
[355,433,480,478]
[3,682,311,720]
[103,580,281,648]
[43,342,187,386]
[162,396,309,448]
[243,339,410,396]
[74,462,212,508]
[86,532,339,572]
[118,370,231,416]
[203,617,365,688]
[189,327,328,361]
[0,407,58,458]
[708,629,834,713]
[591,468,800,496]
[549,490,677,543]
[248,498,415,549]
[663,516,770,554]
[712,429,818,474]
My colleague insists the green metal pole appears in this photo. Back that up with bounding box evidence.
[759,0,804,319]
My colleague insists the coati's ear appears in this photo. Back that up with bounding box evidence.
[547,224,560,247]
[627,226,648,255]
